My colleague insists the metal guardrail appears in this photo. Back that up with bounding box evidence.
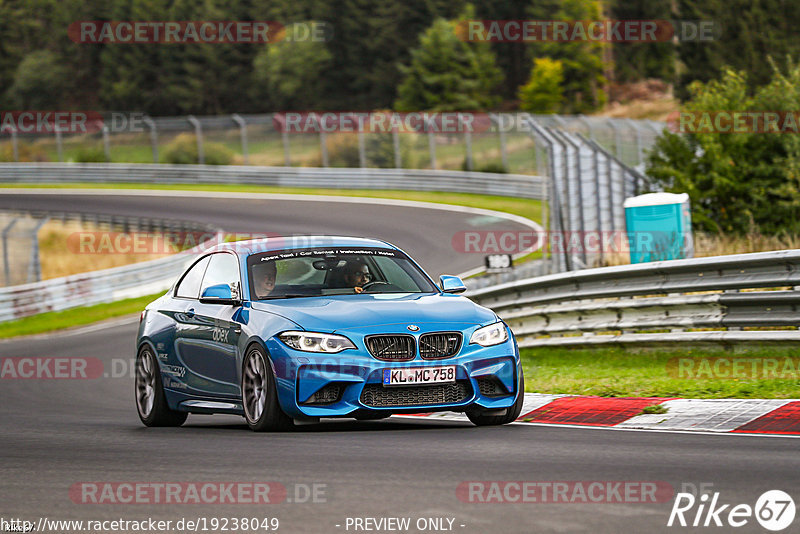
[0,212,221,322]
[0,163,545,200]
[468,250,800,347]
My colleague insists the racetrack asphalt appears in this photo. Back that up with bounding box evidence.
[1,191,798,533]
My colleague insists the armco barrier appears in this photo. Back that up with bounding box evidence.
[468,249,800,347]
[0,210,221,322]
[0,163,545,200]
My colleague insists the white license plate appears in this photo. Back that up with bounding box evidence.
[382,366,456,386]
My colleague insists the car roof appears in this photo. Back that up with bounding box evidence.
[205,236,399,257]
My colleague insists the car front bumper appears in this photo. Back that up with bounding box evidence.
[264,329,521,419]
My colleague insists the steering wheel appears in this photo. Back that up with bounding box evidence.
[360,281,389,292]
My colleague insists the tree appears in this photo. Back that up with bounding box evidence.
[252,22,333,109]
[609,0,675,83]
[394,6,503,111]
[676,0,800,99]
[524,0,607,113]
[647,63,800,234]
[518,58,564,113]
[6,50,70,108]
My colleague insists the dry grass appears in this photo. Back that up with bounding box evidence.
[598,232,800,267]
[39,220,171,280]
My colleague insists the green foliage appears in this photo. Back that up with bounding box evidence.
[609,0,675,83]
[676,0,800,99]
[518,58,565,113]
[395,5,503,111]
[73,146,107,163]
[252,22,333,109]
[5,50,70,108]
[647,63,800,234]
[0,142,50,162]
[522,0,607,113]
[160,133,234,165]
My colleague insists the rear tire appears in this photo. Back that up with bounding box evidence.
[466,369,525,427]
[242,345,294,432]
[135,347,188,427]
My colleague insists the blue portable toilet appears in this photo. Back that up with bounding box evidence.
[624,192,693,264]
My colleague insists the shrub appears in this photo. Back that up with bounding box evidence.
[73,146,106,162]
[160,133,233,165]
[0,142,50,162]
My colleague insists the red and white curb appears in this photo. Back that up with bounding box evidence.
[398,393,800,435]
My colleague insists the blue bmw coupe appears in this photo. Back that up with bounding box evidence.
[135,236,524,431]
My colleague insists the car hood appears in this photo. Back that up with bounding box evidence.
[250,293,496,332]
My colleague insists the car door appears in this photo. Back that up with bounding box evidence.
[174,252,242,399]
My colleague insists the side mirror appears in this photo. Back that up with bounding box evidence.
[200,283,241,305]
[439,275,467,294]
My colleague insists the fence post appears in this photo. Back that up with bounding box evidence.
[608,119,622,161]
[232,114,248,164]
[28,217,49,283]
[272,113,291,166]
[626,119,644,167]
[462,115,473,171]
[143,116,158,163]
[3,127,19,162]
[392,128,401,168]
[102,126,111,162]
[316,114,329,167]
[492,113,509,170]
[2,217,18,286]
[427,118,437,170]
[55,127,63,162]
[358,130,366,168]
[187,116,204,164]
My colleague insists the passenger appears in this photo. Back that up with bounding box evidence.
[252,261,277,298]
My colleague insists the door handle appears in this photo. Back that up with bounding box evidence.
[186,308,195,318]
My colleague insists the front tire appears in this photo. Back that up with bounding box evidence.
[466,369,525,427]
[135,347,187,427]
[242,345,293,432]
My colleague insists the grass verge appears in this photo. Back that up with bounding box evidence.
[0,292,162,339]
[521,346,800,399]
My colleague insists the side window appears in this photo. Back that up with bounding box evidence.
[200,253,241,297]
[175,256,210,299]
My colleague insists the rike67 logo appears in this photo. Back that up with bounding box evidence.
[668,490,795,531]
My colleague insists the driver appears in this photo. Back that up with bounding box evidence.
[252,261,277,298]
[343,260,372,293]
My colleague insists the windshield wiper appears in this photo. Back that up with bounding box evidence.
[260,293,314,300]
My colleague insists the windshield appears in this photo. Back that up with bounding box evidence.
[247,247,438,299]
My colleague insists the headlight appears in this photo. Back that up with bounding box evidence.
[278,331,356,353]
[469,322,509,346]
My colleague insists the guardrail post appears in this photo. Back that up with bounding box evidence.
[54,127,63,162]
[2,218,18,286]
[28,217,49,283]
[232,114,249,164]
[102,126,111,162]
[392,128,401,168]
[187,116,204,164]
[143,116,158,163]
